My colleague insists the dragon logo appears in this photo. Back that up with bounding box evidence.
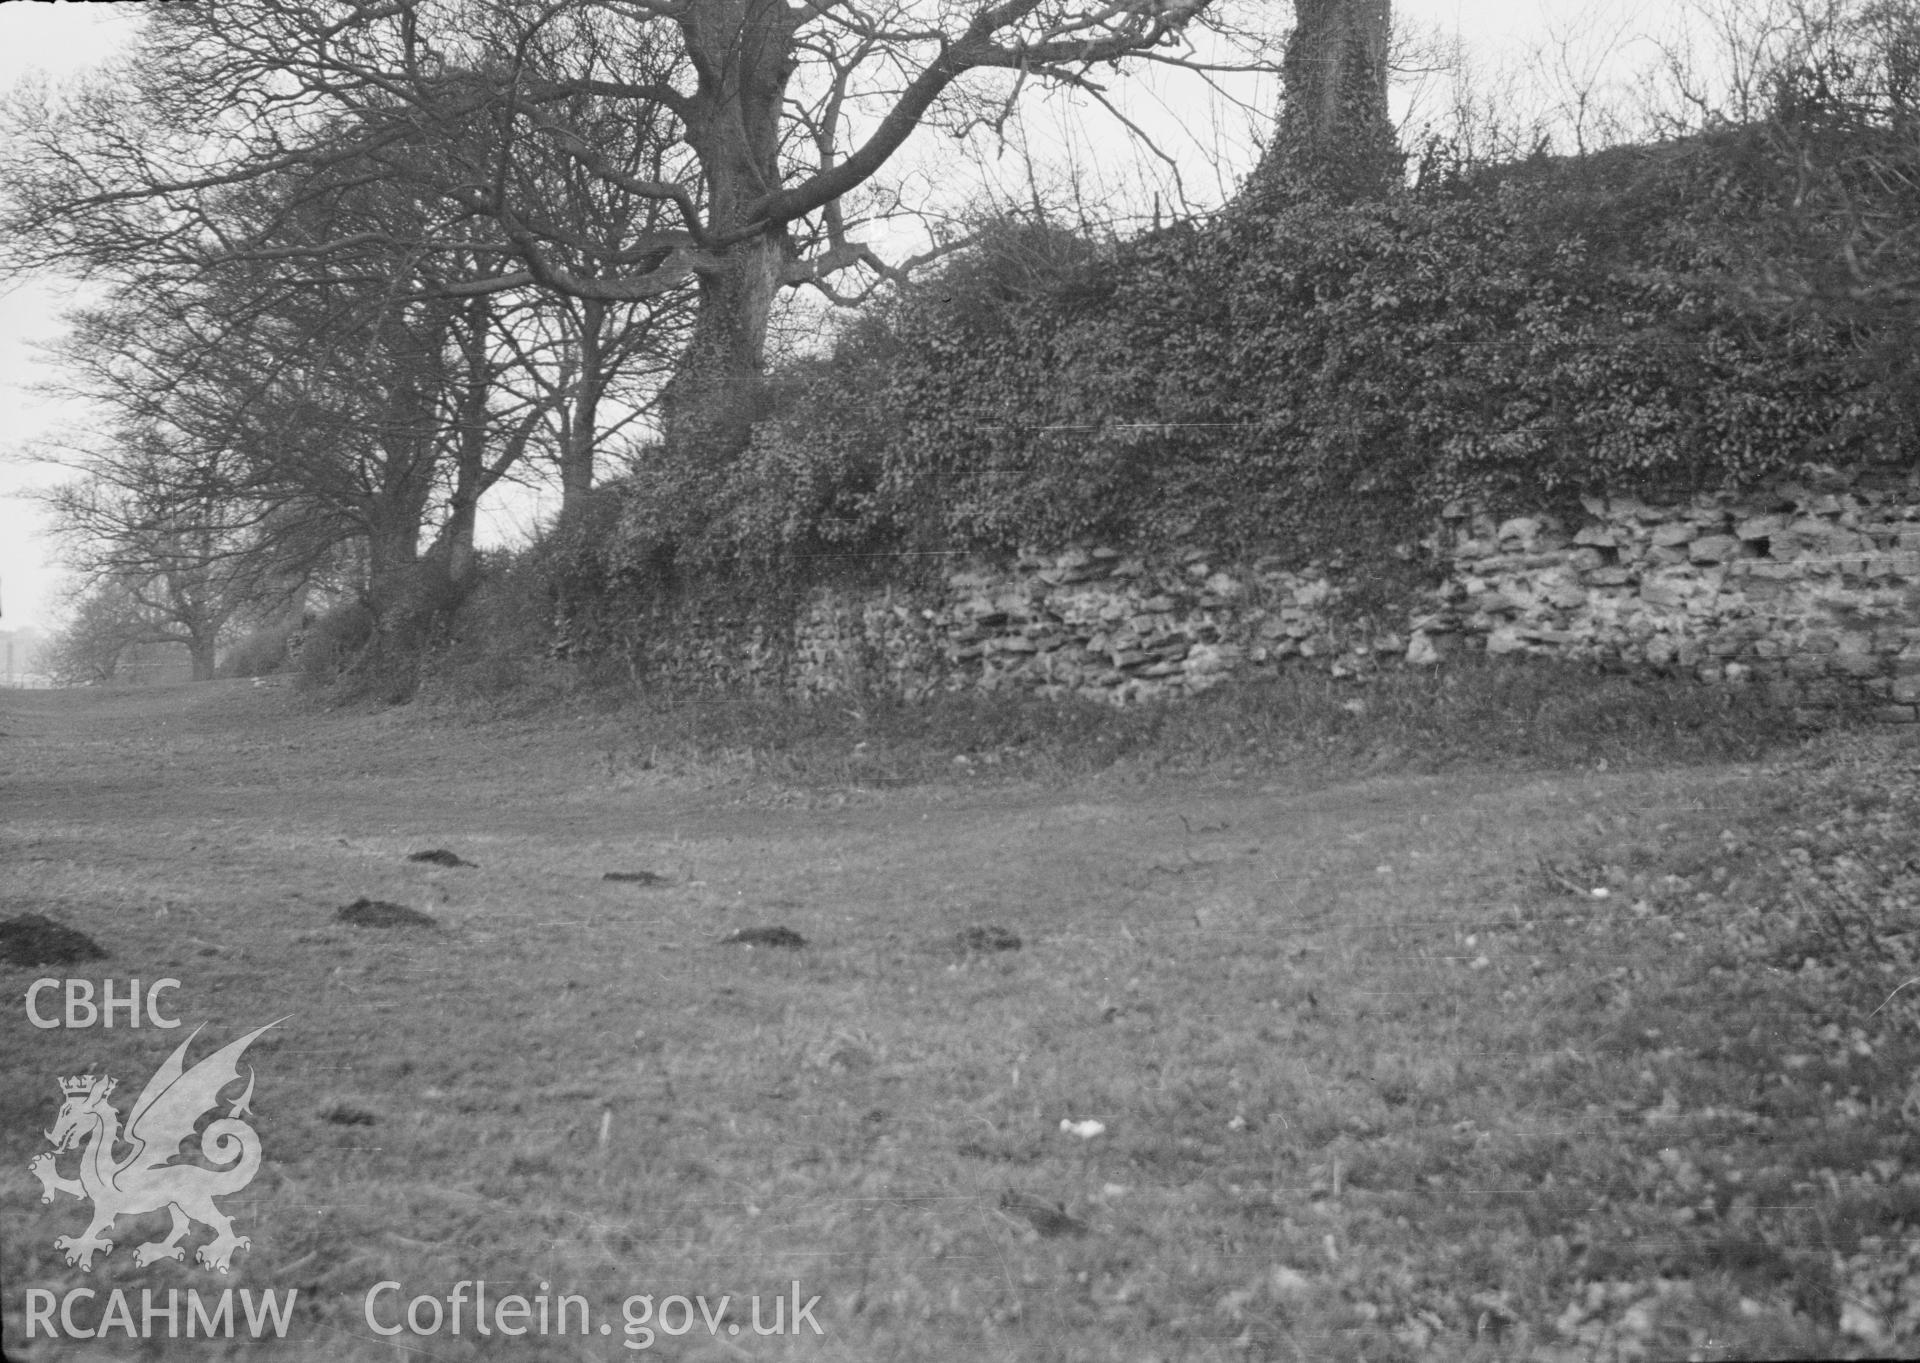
[29,1019,283,1273]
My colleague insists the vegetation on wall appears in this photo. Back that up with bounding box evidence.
[561,119,1913,642]
[493,0,1920,681]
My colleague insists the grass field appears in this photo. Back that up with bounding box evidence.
[3,666,1918,1361]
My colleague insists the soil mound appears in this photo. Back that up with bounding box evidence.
[0,913,107,966]
[337,898,438,929]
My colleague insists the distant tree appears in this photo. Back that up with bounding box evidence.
[40,427,261,681]
[42,574,198,686]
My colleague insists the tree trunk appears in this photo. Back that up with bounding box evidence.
[187,634,218,681]
[665,0,798,463]
[1254,0,1399,200]
[661,230,788,460]
[558,297,608,520]
[362,304,445,621]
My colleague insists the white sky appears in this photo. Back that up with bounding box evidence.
[0,1,1668,631]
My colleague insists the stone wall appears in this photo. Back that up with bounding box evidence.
[774,465,1920,719]
[789,548,1394,705]
[1416,467,1920,722]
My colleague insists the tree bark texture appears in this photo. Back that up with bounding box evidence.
[662,228,788,461]
[1255,0,1399,200]
[663,0,800,460]
[559,297,609,519]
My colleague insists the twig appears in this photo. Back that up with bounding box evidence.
[1866,977,1920,1021]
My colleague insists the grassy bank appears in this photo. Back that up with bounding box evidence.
[2,678,1914,1360]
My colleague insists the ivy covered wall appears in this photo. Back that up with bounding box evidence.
[548,125,1917,716]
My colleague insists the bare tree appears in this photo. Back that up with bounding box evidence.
[40,432,253,681]
[0,0,1266,463]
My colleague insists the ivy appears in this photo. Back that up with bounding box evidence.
[565,127,1915,655]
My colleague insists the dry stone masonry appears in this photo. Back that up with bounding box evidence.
[1417,466,1920,722]
[779,465,1920,720]
[790,548,1371,705]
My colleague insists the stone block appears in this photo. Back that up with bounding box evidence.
[1872,705,1919,723]
[1585,567,1634,587]
[1689,535,1741,563]
[1186,643,1241,674]
[1573,524,1617,546]
[1894,676,1920,705]
[1736,514,1789,541]
[1641,579,1690,610]
[1652,522,1695,547]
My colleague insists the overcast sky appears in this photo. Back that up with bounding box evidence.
[0,0,1667,632]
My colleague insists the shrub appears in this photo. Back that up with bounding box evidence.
[217,620,300,678]
[294,601,376,690]
[424,549,572,699]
